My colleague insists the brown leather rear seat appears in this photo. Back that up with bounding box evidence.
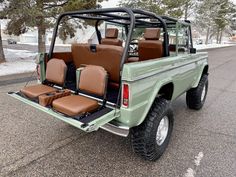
[71,43,123,84]
[53,65,107,117]
[20,58,67,99]
[138,28,163,61]
[101,28,123,46]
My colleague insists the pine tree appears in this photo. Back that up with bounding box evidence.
[214,0,234,43]
[119,0,193,19]
[195,0,217,44]
[183,0,196,20]
[0,23,5,63]
[2,0,106,53]
[195,0,235,44]
[0,0,6,63]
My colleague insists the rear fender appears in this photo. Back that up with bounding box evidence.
[192,63,208,88]
[135,77,173,126]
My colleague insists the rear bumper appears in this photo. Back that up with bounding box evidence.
[101,122,129,137]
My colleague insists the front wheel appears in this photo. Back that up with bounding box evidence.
[186,74,208,110]
[130,98,174,161]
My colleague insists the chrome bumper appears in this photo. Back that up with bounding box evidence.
[101,123,129,137]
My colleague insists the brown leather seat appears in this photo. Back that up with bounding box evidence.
[71,43,123,84]
[21,85,57,99]
[53,65,107,117]
[21,58,67,99]
[138,28,163,61]
[127,57,139,63]
[52,95,98,117]
[101,28,123,46]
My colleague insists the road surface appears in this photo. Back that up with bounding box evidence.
[0,46,236,177]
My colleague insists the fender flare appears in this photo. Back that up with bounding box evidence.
[135,78,174,126]
[192,63,209,88]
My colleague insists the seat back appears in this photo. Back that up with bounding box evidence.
[71,44,123,84]
[46,58,67,86]
[79,65,107,97]
[101,28,122,46]
[138,28,163,61]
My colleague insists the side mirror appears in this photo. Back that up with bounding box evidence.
[190,48,197,54]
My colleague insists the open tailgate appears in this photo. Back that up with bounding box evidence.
[8,92,120,132]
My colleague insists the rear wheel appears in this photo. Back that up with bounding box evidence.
[186,74,208,110]
[130,97,174,161]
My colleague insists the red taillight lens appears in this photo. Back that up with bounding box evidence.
[123,84,129,107]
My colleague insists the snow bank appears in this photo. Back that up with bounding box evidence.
[3,49,37,62]
[0,49,37,76]
[194,43,236,51]
[0,60,36,76]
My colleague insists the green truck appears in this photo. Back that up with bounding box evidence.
[9,8,208,161]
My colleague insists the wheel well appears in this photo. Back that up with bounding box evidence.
[158,83,174,100]
[202,65,209,75]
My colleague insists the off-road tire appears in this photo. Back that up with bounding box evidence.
[186,74,208,110]
[130,97,174,161]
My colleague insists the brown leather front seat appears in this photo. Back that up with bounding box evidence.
[138,28,163,61]
[20,58,67,99]
[52,65,107,117]
[101,28,123,46]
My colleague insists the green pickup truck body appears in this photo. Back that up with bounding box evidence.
[9,8,209,161]
[120,53,208,127]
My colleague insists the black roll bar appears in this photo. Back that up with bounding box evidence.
[48,8,176,69]
[132,9,169,57]
[48,7,135,70]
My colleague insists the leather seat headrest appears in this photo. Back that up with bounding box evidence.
[144,28,161,40]
[101,28,122,46]
[105,28,119,39]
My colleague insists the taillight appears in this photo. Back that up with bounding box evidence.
[123,84,129,107]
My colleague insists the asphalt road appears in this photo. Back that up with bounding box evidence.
[0,46,236,177]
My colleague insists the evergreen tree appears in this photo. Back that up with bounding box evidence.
[183,0,196,20]
[214,0,234,43]
[2,0,106,53]
[0,0,6,63]
[0,23,5,63]
[119,0,193,19]
[195,0,235,44]
[195,0,217,44]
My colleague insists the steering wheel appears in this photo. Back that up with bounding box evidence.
[129,39,139,55]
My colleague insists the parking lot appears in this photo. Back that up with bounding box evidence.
[0,46,236,177]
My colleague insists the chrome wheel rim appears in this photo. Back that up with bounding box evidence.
[201,85,206,102]
[156,116,169,146]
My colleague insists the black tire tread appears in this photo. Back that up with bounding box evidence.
[186,74,208,110]
[131,97,173,161]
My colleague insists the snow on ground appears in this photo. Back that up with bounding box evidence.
[4,49,37,61]
[0,49,37,76]
[194,43,236,51]
[0,43,235,77]
[17,42,72,47]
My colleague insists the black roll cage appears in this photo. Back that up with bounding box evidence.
[48,7,192,70]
